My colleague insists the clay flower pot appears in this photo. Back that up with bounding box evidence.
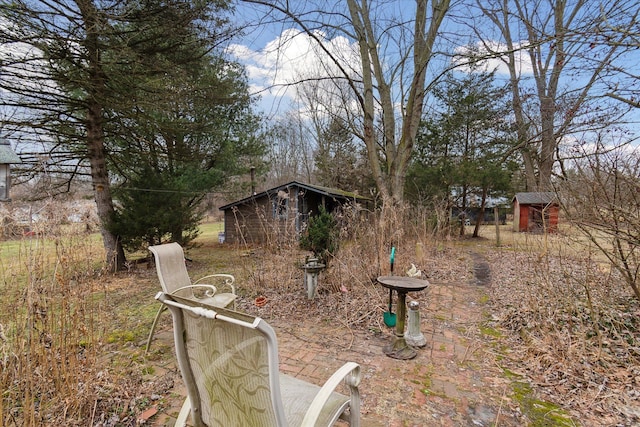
[254,296,268,307]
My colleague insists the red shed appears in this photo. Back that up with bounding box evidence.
[512,192,559,233]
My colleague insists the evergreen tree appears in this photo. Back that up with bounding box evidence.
[300,205,338,264]
[0,0,264,260]
[409,71,517,235]
[110,166,202,250]
[315,118,370,193]
[107,51,264,249]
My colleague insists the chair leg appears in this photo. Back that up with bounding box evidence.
[174,396,191,427]
[350,401,361,427]
[145,305,166,354]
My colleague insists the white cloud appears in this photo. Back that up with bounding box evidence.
[0,17,60,99]
[453,40,534,76]
[227,28,361,112]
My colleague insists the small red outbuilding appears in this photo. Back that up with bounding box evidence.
[512,192,559,233]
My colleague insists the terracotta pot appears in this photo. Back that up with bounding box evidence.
[254,296,268,307]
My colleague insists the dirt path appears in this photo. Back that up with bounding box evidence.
[147,254,531,426]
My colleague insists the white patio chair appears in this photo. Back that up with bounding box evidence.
[156,291,361,426]
[145,242,237,353]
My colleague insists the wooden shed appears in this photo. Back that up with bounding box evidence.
[0,140,22,201]
[512,192,559,233]
[219,181,369,244]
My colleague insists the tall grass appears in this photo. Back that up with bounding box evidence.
[3,203,634,425]
[0,219,232,426]
[0,228,107,426]
[228,200,452,327]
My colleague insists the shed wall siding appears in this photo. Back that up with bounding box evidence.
[547,206,559,232]
[220,181,370,244]
[222,196,300,244]
[223,199,270,244]
[519,205,530,232]
[514,203,559,233]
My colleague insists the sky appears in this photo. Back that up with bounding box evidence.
[226,1,639,144]
[227,28,361,117]
[2,2,638,145]
[226,3,537,119]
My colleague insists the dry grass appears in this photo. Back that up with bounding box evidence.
[449,223,639,424]
[1,209,638,426]
[483,238,640,425]
[0,228,170,426]
[225,215,639,425]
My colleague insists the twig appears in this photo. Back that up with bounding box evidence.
[461,345,471,363]
[90,399,97,426]
[336,317,355,350]
[494,385,509,426]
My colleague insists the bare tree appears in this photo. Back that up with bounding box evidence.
[291,72,372,193]
[599,7,640,110]
[263,111,315,185]
[558,142,640,301]
[241,0,451,205]
[473,0,636,191]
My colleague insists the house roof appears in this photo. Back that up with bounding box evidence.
[0,140,22,164]
[219,180,370,211]
[513,192,557,205]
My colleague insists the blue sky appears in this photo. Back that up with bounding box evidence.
[226,1,543,113]
[226,1,639,141]
[2,2,637,142]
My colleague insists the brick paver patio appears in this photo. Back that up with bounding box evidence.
[148,279,522,426]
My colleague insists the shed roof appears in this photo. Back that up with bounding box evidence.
[513,192,557,205]
[0,140,22,164]
[219,180,370,211]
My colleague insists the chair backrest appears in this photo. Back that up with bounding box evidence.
[149,243,193,297]
[158,292,287,427]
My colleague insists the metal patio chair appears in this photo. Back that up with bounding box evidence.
[156,292,361,427]
[145,242,237,353]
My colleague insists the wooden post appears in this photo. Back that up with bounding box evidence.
[494,206,501,247]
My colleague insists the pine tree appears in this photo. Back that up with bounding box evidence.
[409,71,517,236]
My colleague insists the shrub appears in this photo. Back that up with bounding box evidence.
[300,205,338,264]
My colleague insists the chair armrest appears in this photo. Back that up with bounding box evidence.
[172,284,218,299]
[193,274,236,295]
[300,362,361,427]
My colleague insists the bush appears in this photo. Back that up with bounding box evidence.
[300,205,338,264]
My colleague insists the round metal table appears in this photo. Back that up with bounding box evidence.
[377,275,429,359]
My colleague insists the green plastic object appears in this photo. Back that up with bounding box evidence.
[384,247,397,327]
[383,310,396,327]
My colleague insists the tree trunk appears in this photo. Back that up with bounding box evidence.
[346,0,449,204]
[494,206,501,247]
[87,103,126,272]
[244,0,449,204]
[480,0,626,192]
[537,95,556,191]
[79,0,126,272]
[473,187,487,238]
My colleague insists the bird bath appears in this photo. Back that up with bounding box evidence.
[301,258,326,299]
